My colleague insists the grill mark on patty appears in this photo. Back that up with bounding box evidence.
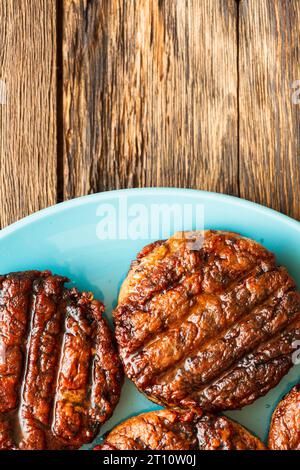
[114,231,300,411]
[117,263,272,356]
[125,267,293,386]
[119,231,275,309]
[52,290,100,446]
[0,271,123,449]
[51,289,122,447]
[0,271,42,448]
[90,316,123,425]
[178,320,300,411]
[0,272,36,414]
[19,274,66,449]
[115,234,276,355]
[147,286,300,395]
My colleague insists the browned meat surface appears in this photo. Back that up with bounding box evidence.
[268,383,300,450]
[0,270,123,450]
[95,409,266,450]
[114,230,300,411]
[196,414,266,450]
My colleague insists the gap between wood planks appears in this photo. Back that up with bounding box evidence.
[236,0,240,198]
[56,0,64,203]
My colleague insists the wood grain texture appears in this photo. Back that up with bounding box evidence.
[2,0,300,226]
[63,0,238,199]
[239,0,300,219]
[0,0,57,227]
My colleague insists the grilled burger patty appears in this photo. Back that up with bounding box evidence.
[0,271,123,450]
[95,409,266,450]
[268,383,300,450]
[114,230,300,411]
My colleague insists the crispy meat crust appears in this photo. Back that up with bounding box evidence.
[114,230,300,411]
[0,271,123,450]
[268,383,300,450]
[95,409,266,450]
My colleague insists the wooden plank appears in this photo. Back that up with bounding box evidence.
[63,0,238,199]
[239,0,300,219]
[0,0,57,227]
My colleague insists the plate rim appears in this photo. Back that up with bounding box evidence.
[1,187,300,240]
[1,187,300,445]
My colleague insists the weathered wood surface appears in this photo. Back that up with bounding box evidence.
[239,0,300,219]
[63,0,238,199]
[0,0,57,227]
[1,0,300,227]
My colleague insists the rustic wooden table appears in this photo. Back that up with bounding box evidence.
[0,0,299,228]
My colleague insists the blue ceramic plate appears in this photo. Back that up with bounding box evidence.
[1,188,300,448]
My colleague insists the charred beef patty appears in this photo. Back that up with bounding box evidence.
[0,271,123,450]
[114,230,300,411]
[95,409,266,450]
[268,383,300,450]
